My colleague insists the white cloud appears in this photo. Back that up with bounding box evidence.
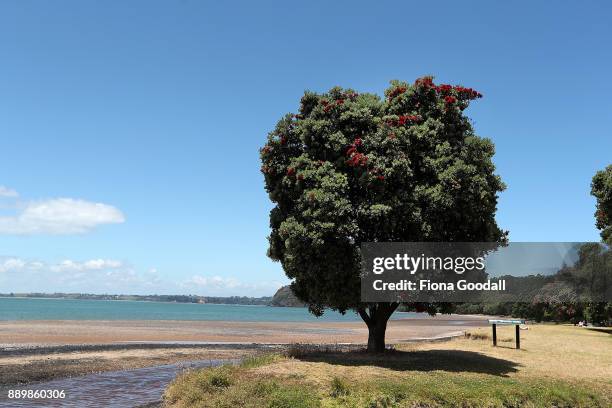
[0,257,28,273]
[182,275,284,296]
[0,186,18,198]
[185,275,242,289]
[0,256,165,294]
[0,257,284,297]
[50,259,124,272]
[0,198,125,235]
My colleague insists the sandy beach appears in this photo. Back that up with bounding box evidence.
[0,315,489,347]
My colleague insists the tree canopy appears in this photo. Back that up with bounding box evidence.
[592,164,612,245]
[260,77,507,350]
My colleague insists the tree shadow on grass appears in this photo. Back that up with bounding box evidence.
[289,349,520,377]
[586,327,612,335]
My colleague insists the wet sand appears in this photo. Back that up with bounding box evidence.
[0,315,489,387]
[0,346,257,386]
[0,315,489,347]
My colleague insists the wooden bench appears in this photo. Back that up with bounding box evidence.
[488,319,525,349]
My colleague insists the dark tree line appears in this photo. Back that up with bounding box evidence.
[457,165,612,326]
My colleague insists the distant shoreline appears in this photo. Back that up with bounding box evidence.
[0,295,271,307]
[0,292,274,306]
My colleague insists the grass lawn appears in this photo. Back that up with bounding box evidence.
[163,324,611,407]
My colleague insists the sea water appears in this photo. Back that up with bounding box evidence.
[0,297,418,321]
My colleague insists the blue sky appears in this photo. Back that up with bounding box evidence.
[0,1,610,296]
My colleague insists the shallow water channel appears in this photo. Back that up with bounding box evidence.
[0,359,240,407]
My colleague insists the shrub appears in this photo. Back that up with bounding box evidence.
[208,369,232,388]
[330,376,350,397]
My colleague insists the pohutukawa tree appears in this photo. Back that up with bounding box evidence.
[261,77,507,352]
[592,164,612,246]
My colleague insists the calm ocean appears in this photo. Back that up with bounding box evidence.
[0,297,418,322]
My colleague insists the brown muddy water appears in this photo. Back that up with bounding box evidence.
[0,359,240,407]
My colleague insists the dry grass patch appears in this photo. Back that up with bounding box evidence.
[411,324,612,383]
[164,325,611,407]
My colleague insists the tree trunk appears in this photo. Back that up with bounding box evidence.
[359,303,398,353]
[366,317,388,352]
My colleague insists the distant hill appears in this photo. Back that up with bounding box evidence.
[270,285,306,307]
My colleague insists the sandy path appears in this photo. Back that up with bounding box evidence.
[0,315,489,346]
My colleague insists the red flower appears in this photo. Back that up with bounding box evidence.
[346,152,368,167]
[444,96,457,104]
[393,115,422,126]
[454,86,482,99]
[377,175,385,181]
[280,136,287,145]
[286,167,295,176]
[336,99,345,105]
[346,138,364,157]
[415,77,434,88]
[388,86,407,100]
[297,174,304,181]
[437,84,452,93]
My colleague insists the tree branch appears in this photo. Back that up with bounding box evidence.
[358,308,371,325]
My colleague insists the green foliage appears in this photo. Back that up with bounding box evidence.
[584,302,612,325]
[165,364,320,408]
[260,77,506,317]
[209,371,232,388]
[193,367,233,390]
[252,380,280,397]
[330,377,350,397]
[591,164,612,245]
[267,385,321,408]
[239,354,283,369]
